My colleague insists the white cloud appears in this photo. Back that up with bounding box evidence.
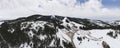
[0,0,120,20]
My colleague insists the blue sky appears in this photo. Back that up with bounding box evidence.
[79,0,120,8]
[102,0,120,8]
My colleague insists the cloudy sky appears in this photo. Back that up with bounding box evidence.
[0,0,120,21]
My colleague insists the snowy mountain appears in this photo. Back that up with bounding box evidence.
[0,15,120,48]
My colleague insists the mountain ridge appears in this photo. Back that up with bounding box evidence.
[0,14,120,48]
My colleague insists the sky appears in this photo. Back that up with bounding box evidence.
[78,0,120,8]
[77,0,120,21]
[102,0,120,8]
[0,0,120,21]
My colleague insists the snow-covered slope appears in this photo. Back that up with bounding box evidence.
[0,22,3,25]
[0,20,4,25]
[75,29,120,48]
[0,15,120,48]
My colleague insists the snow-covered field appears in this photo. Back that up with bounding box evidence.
[73,29,120,48]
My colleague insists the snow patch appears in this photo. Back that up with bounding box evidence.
[8,28,15,33]
[19,42,31,48]
[49,39,55,47]
[38,34,47,40]
[21,21,47,31]
[27,30,34,38]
